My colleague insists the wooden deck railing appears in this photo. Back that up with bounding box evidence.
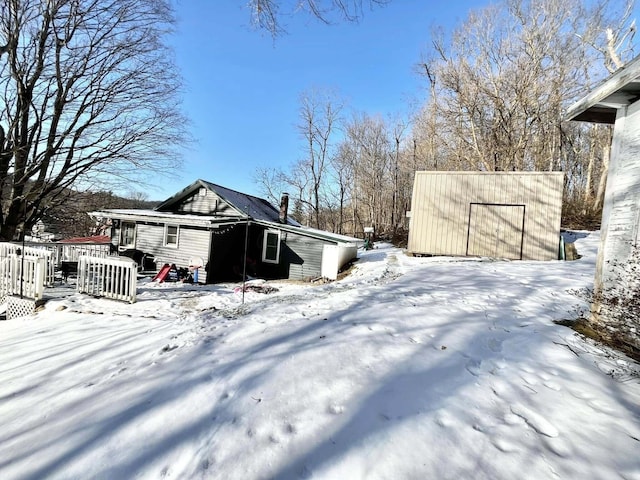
[0,255,46,302]
[5,241,112,266]
[0,243,55,286]
[77,256,137,303]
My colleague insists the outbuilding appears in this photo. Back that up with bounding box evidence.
[407,171,564,261]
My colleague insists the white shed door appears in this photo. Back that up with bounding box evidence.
[467,204,525,260]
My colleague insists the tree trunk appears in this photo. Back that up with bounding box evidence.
[594,143,610,213]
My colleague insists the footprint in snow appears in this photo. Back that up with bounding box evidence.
[285,423,297,434]
[520,372,539,386]
[160,344,178,354]
[487,338,503,353]
[587,399,615,414]
[568,389,593,400]
[465,358,483,377]
[543,381,562,391]
[434,410,456,428]
[543,436,573,458]
[503,412,525,426]
[491,436,520,453]
[510,404,559,438]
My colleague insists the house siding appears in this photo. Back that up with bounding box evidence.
[112,221,210,279]
[407,171,564,261]
[281,231,330,280]
[173,190,237,216]
[597,100,640,291]
[140,224,210,277]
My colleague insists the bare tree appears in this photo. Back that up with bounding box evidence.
[297,88,342,229]
[413,0,636,227]
[344,113,392,233]
[253,166,289,206]
[0,0,186,241]
[330,141,355,234]
[575,0,636,73]
[389,115,408,233]
[247,0,389,36]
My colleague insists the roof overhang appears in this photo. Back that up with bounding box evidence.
[566,56,640,124]
[253,219,363,245]
[90,209,248,229]
[92,210,363,245]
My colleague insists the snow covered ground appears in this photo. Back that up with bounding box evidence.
[0,231,639,480]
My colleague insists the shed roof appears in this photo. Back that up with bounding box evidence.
[565,55,640,124]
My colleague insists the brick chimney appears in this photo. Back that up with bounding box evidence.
[279,193,289,224]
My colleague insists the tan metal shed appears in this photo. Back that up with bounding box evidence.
[407,171,564,261]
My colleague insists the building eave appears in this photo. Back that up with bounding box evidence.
[566,56,640,124]
[252,219,362,245]
[90,209,248,229]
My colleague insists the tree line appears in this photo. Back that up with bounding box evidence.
[0,0,384,241]
[256,0,637,240]
[1,0,636,241]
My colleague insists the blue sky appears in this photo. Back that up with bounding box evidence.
[156,0,481,201]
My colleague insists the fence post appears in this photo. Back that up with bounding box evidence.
[34,258,45,300]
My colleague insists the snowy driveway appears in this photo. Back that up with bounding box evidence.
[0,232,639,479]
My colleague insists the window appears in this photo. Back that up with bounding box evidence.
[262,230,281,263]
[165,225,179,247]
[120,221,136,248]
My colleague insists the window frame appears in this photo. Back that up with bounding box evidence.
[119,221,136,248]
[164,224,179,248]
[262,229,281,264]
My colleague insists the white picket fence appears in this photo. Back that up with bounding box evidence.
[0,255,46,301]
[0,243,55,286]
[77,256,137,303]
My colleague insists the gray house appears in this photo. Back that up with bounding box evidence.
[407,171,564,261]
[92,180,360,283]
[566,55,640,350]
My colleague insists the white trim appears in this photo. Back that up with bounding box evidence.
[262,229,281,264]
[164,224,179,248]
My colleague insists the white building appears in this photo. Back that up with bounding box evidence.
[566,56,640,350]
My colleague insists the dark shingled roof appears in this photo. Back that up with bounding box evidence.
[203,180,299,225]
[155,179,300,226]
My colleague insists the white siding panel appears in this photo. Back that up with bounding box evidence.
[599,100,640,290]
